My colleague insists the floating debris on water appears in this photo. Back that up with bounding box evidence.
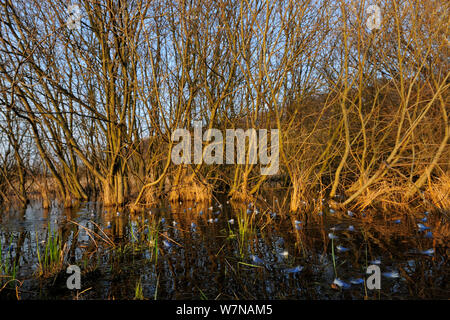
[333,278,351,289]
[228,219,234,224]
[421,217,427,222]
[208,218,213,223]
[336,245,350,252]
[250,255,264,265]
[163,240,172,248]
[347,210,354,217]
[161,218,165,224]
[382,271,400,278]
[294,220,302,225]
[348,225,355,231]
[295,224,302,230]
[329,209,335,214]
[350,278,364,285]
[172,221,178,227]
[424,231,433,238]
[394,219,402,224]
[370,259,381,265]
[328,233,338,240]
[280,250,289,258]
[285,266,303,274]
[417,223,429,231]
[420,248,434,256]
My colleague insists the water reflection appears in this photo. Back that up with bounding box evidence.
[0,201,448,299]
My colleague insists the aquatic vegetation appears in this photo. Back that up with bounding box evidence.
[0,237,18,287]
[0,200,448,300]
[134,277,144,300]
[36,226,65,277]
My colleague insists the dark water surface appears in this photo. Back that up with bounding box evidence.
[0,200,448,299]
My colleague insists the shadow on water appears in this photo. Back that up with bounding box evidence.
[0,200,448,300]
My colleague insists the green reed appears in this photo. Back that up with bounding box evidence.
[236,208,255,257]
[134,277,144,300]
[36,224,64,276]
[0,235,18,288]
[331,238,337,278]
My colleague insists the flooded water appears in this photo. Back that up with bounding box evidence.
[0,200,448,300]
